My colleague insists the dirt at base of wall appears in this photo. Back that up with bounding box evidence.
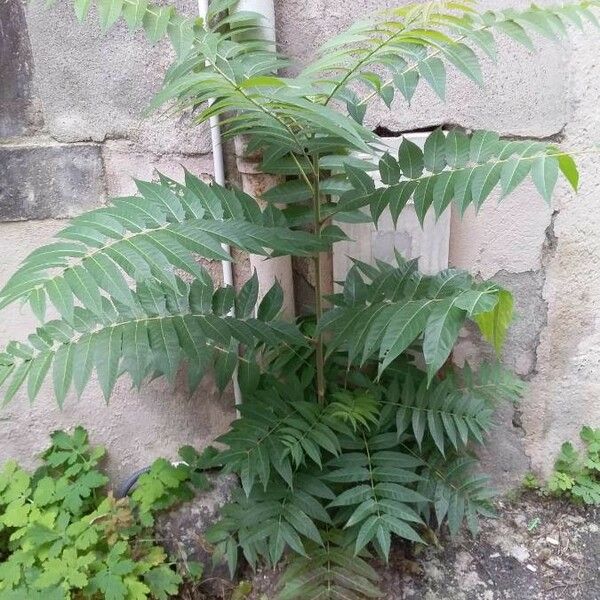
[244,494,598,600]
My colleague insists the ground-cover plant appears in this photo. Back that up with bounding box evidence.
[0,427,207,599]
[1,0,598,597]
[547,426,600,504]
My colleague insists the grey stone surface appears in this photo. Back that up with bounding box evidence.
[523,26,600,476]
[0,0,39,137]
[276,0,568,137]
[155,473,239,598]
[449,180,554,281]
[495,270,548,379]
[477,402,530,493]
[0,219,236,481]
[102,140,214,196]
[24,1,212,153]
[453,271,548,490]
[0,140,106,221]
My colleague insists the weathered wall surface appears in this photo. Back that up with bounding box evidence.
[278,0,600,487]
[276,0,568,138]
[520,30,600,478]
[1,0,599,488]
[0,0,233,480]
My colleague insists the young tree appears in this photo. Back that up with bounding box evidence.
[0,1,594,597]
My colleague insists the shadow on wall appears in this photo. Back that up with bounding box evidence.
[0,0,40,137]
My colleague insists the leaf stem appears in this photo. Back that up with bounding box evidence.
[312,153,326,406]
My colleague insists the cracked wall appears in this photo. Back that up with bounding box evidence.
[521,26,600,479]
[277,0,600,488]
[1,0,599,487]
[449,24,600,485]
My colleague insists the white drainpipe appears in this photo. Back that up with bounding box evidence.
[236,0,276,46]
[233,0,296,319]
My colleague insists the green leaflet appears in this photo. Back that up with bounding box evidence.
[235,271,259,319]
[379,152,401,185]
[27,352,53,403]
[454,287,499,315]
[413,176,437,224]
[341,130,578,223]
[142,6,174,43]
[394,69,419,103]
[95,326,123,401]
[475,289,514,354]
[97,0,124,30]
[167,15,195,58]
[557,151,579,191]
[262,179,313,204]
[531,154,560,202]
[423,128,447,173]
[496,19,535,50]
[46,277,75,323]
[212,286,235,316]
[500,155,531,198]
[422,298,466,382]
[73,0,92,21]
[214,340,238,392]
[418,57,446,100]
[122,0,148,28]
[440,42,483,86]
[469,130,500,163]
[257,281,284,321]
[53,343,74,408]
[0,278,307,405]
[397,138,424,179]
[471,162,502,208]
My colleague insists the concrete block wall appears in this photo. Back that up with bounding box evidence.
[277,0,600,487]
[0,0,233,479]
[2,0,600,489]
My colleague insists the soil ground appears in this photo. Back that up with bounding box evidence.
[245,493,599,600]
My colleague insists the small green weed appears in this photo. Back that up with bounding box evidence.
[548,426,600,505]
[0,426,209,599]
[522,473,541,491]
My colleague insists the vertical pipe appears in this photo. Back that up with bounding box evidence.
[233,0,296,319]
[234,138,296,318]
[235,0,276,45]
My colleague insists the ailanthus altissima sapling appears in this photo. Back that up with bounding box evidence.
[0,1,596,597]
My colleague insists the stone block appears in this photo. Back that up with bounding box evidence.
[24,2,211,153]
[477,402,530,492]
[449,180,554,280]
[102,140,214,196]
[155,473,239,598]
[276,0,568,137]
[523,162,600,475]
[453,271,547,490]
[0,140,105,221]
[494,271,547,377]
